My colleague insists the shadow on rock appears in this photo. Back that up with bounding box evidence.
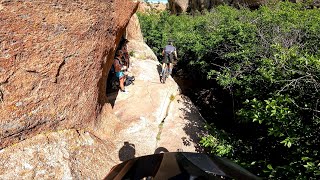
[178,96,208,153]
[106,90,119,108]
[156,64,164,83]
[106,73,120,108]
[118,142,136,162]
[156,64,162,76]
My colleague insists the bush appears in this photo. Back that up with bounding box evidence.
[138,2,320,179]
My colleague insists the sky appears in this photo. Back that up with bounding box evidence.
[147,0,168,3]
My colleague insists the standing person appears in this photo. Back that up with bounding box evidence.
[114,50,128,93]
[161,40,177,77]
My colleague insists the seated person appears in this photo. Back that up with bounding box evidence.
[113,50,128,93]
[120,39,130,69]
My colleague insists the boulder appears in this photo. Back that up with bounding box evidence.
[126,14,144,42]
[127,41,158,61]
[0,0,138,149]
[168,0,189,14]
[126,14,158,61]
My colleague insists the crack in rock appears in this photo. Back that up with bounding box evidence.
[0,89,3,103]
[54,54,74,83]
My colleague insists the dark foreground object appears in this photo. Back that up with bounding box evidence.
[105,152,260,180]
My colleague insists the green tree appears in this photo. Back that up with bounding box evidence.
[138,2,320,178]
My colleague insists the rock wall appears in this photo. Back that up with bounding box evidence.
[0,1,209,177]
[0,0,138,149]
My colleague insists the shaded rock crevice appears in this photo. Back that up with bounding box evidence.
[53,58,66,83]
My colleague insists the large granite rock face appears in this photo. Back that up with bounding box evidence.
[0,0,138,149]
[0,4,208,175]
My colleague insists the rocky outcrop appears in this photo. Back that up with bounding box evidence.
[0,129,118,179]
[169,0,320,13]
[168,0,279,13]
[0,0,209,178]
[169,0,189,14]
[126,14,144,42]
[0,2,208,175]
[0,0,138,148]
[0,37,208,179]
[107,56,207,158]
[138,2,167,13]
[126,14,158,61]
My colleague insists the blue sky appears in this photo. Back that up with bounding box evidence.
[147,0,168,3]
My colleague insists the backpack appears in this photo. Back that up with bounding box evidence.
[125,76,135,86]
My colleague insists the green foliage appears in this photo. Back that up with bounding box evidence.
[169,94,175,101]
[200,125,233,157]
[138,2,320,179]
[129,50,135,57]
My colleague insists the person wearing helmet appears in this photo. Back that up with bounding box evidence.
[161,40,177,77]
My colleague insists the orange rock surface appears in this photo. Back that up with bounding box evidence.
[0,0,138,149]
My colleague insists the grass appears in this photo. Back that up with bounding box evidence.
[156,121,164,141]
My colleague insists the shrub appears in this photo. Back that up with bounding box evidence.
[138,2,320,178]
